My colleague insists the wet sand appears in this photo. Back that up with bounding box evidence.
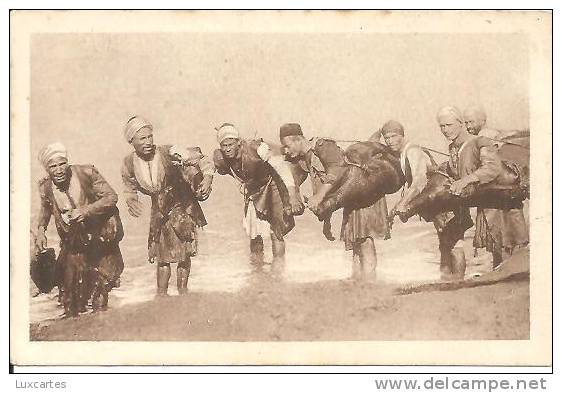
[30,247,530,341]
[30,273,529,341]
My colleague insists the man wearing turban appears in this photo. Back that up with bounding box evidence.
[461,106,529,269]
[378,120,461,279]
[379,120,436,218]
[463,105,501,139]
[121,116,214,296]
[434,105,526,278]
[280,123,389,282]
[35,142,124,317]
[211,123,304,270]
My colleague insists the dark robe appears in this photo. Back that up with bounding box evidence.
[121,145,207,263]
[37,164,124,314]
[213,139,294,240]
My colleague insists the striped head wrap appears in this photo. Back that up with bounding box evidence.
[124,116,153,143]
[215,123,240,144]
[38,142,68,168]
[436,106,464,124]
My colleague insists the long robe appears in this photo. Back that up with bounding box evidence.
[121,145,210,263]
[37,164,124,313]
[213,139,294,240]
[448,135,528,254]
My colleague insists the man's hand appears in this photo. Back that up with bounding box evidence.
[170,154,183,167]
[306,193,324,214]
[148,241,158,264]
[69,207,87,223]
[256,141,272,162]
[389,203,408,219]
[35,228,48,252]
[196,175,213,200]
[288,187,305,216]
[449,178,471,196]
[126,197,143,218]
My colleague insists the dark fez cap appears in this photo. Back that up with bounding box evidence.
[279,123,304,140]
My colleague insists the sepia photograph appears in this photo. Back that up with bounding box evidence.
[9,10,552,366]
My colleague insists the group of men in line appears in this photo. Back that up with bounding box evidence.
[384,105,528,280]
[34,104,529,317]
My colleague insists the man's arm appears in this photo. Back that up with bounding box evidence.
[257,142,295,188]
[193,150,215,199]
[316,140,347,185]
[79,166,118,218]
[35,181,52,251]
[459,141,502,185]
[37,180,51,231]
[306,140,346,211]
[212,149,231,176]
[257,142,304,215]
[470,144,502,184]
[449,139,501,195]
[393,147,429,213]
[313,140,346,195]
[121,159,143,217]
[198,152,215,177]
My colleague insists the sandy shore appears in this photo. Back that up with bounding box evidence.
[31,270,529,341]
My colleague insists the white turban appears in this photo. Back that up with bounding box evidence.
[124,116,153,143]
[215,123,239,144]
[38,142,68,168]
[436,106,464,124]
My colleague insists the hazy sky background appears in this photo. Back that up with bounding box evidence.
[30,32,529,221]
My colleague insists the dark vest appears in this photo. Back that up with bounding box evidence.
[214,140,273,196]
[402,145,437,187]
